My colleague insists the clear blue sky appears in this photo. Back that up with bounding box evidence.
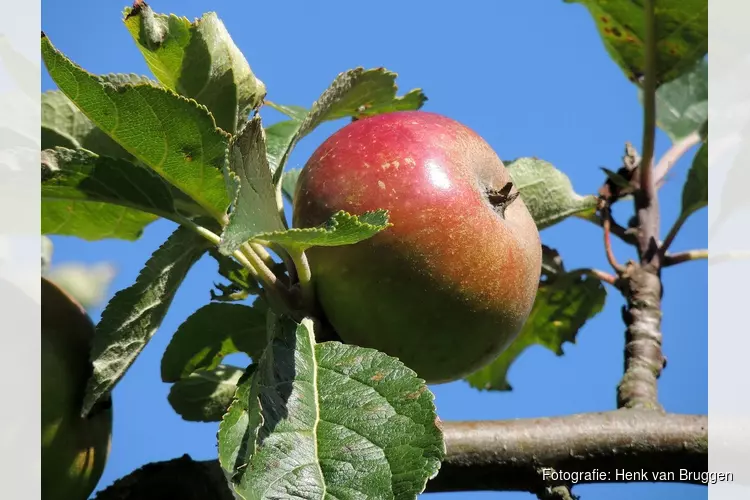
[42,1,707,499]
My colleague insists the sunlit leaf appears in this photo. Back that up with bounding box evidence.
[219,115,285,255]
[218,315,444,498]
[254,210,391,251]
[124,4,266,133]
[507,157,598,229]
[41,34,231,220]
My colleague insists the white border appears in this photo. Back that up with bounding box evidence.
[709,0,750,497]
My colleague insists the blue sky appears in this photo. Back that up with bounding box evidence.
[42,1,707,499]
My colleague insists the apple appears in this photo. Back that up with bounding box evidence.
[42,277,112,500]
[292,110,542,383]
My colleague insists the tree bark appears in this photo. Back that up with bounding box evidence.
[94,411,707,499]
[616,263,665,409]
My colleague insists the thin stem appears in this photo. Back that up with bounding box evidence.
[275,182,290,230]
[250,242,276,268]
[172,215,221,245]
[239,242,296,315]
[271,242,298,284]
[663,249,707,267]
[654,132,702,189]
[632,0,661,268]
[639,0,657,203]
[176,217,257,274]
[659,213,688,256]
[240,243,286,294]
[176,216,293,311]
[289,249,315,312]
[584,213,638,246]
[602,208,625,273]
[569,268,618,286]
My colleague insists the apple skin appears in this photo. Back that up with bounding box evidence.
[42,277,112,500]
[292,110,542,383]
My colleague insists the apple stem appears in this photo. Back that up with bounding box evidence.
[486,182,521,219]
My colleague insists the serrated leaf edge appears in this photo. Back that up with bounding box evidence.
[252,209,392,249]
[81,226,207,416]
[42,35,232,219]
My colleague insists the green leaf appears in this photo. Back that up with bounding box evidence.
[218,315,444,499]
[266,102,308,121]
[219,115,286,255]
[123,5,266,133]
[652,59,707,142]
[41,199,158,241]
[42,90,132,159]
[280,168,301,204]
[466,265,607,391]
[271,67,426,180]
[41,34,231,220]
[40,92,173,242]
[254,209,391,252]
[168,364,246,422]
[161,301,268,383]
[46,262,116,310]
[303,67,427,123]
[506,157,598,229]
[265,120,303,175]
[42,147,206,223]
[566,0,707,85]
[680,141,708,219]
[82,226,209,416]
[208,249,262,302]
[217,364,258,477]
[41,92,210,241]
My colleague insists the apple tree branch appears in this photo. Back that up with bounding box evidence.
[92,411,707,499]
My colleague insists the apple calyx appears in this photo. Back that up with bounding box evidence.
[486,181,520,219]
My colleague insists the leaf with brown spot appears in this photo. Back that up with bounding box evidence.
[566,0,707,85]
